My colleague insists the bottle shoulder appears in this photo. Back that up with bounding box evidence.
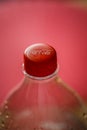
[0,77,87,130]
[2,76,84,110]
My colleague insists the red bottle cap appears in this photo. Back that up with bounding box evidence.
[24,43,57,77]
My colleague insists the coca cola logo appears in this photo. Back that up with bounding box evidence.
[30,49,53,56]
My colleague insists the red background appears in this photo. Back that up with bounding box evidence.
[0,1,87,105]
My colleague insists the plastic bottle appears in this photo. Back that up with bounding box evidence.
[0,43,87,130]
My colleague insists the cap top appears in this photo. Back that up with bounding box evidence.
[24,43,55,62]
[24,43,57,77]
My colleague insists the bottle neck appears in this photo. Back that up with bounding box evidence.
[22,72,58,91]
[22,64,59,81]
[24,69,58,81]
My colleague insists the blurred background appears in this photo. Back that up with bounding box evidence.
[0,0,87,105]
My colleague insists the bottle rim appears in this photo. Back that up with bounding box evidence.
[22,64,59,80]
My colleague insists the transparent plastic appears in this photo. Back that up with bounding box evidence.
[0,43,87,130]
[0,70,87,130]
